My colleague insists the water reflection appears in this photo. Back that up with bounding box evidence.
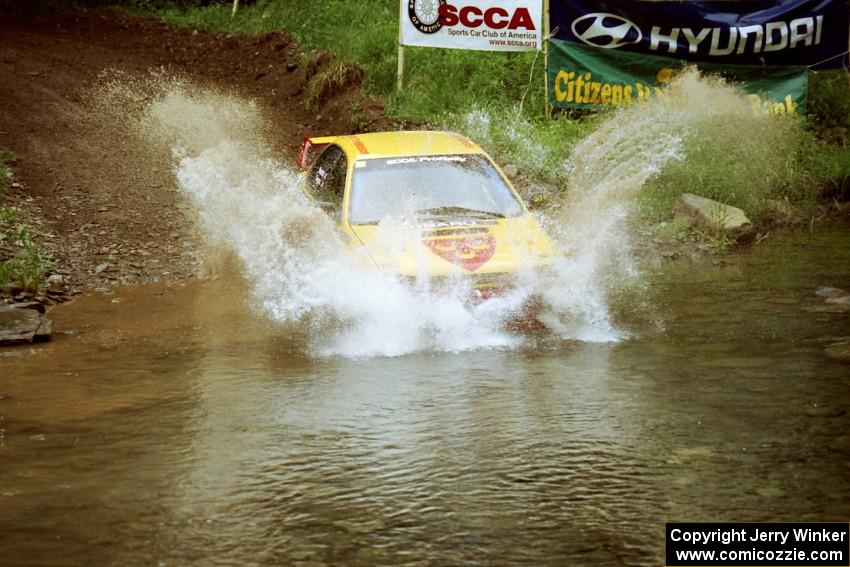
[2,229,850,566]
[169,340,661,564]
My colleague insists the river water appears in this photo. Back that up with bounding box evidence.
[2,226,849,566]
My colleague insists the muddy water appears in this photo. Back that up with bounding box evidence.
[2,228,850,567]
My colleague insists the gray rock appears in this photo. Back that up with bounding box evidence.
[12,301,45,314]
[34,317,53,343]
[94,263,110,274]
[674,193,753,239]
[826,295,850,305]
[0,305,53,345]
[816,286,845,298]
[502,163,519,178]
[0,308,39,344]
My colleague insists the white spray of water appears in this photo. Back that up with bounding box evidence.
[533,70,763,340]
[534,114,684,341]
[118,69,764,357]
[127,83,534,357]
[176,141,532,356]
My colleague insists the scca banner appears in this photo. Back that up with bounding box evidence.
[550,0,849,69]
[401,0,543,52]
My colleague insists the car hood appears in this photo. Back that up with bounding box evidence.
[348,216,556,277]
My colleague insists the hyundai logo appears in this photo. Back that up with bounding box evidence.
[571,13,641,49]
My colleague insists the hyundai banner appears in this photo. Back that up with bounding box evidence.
[401,0,543,52]
[548,41,809,113]
[546,0,845,111]
[550,0,849,68]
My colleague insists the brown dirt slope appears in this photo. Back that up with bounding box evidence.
[0,8,384,291]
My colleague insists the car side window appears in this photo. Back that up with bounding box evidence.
[308,145,347,219]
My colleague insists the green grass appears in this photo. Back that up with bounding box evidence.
[128,0,849,228]
[809,71,850,145]
[0,152,11,190]
[141,0,545,113]
[127,0,591,182]
[306,61,364,111]
[0,152,55,294]
[640,116,832,222]
[443,107,592,187]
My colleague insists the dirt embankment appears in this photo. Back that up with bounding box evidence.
[0,8,384,295]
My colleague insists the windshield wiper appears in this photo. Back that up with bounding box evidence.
[415,206,505,219]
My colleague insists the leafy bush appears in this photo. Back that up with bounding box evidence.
[0,229,56,293]
[808,71,850,144]
[0,153,55,293]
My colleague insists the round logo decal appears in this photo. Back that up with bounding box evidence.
[424,236,496,272]
[408,0,446,34]
[571,12,641,49]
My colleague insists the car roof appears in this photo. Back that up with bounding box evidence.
[310,131,485,160]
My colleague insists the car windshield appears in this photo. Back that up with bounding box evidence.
[348,154,524,225]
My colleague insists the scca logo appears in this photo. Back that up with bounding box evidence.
[408,0,536,33]
[440,4,536,30]
[571,13,641,49]
[408,0,446,34]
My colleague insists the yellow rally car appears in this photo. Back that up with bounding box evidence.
[297,131,556,327]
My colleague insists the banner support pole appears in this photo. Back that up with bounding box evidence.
[543,0,551,118]
[397,0,405,91]
[398,45,405,91]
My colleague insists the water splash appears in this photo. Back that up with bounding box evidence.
[99,69,771,357]
[535,69,771,340]
[107,79,529,357]
[178,142,532,356]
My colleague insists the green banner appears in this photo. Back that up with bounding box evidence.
[547,39,808,114]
